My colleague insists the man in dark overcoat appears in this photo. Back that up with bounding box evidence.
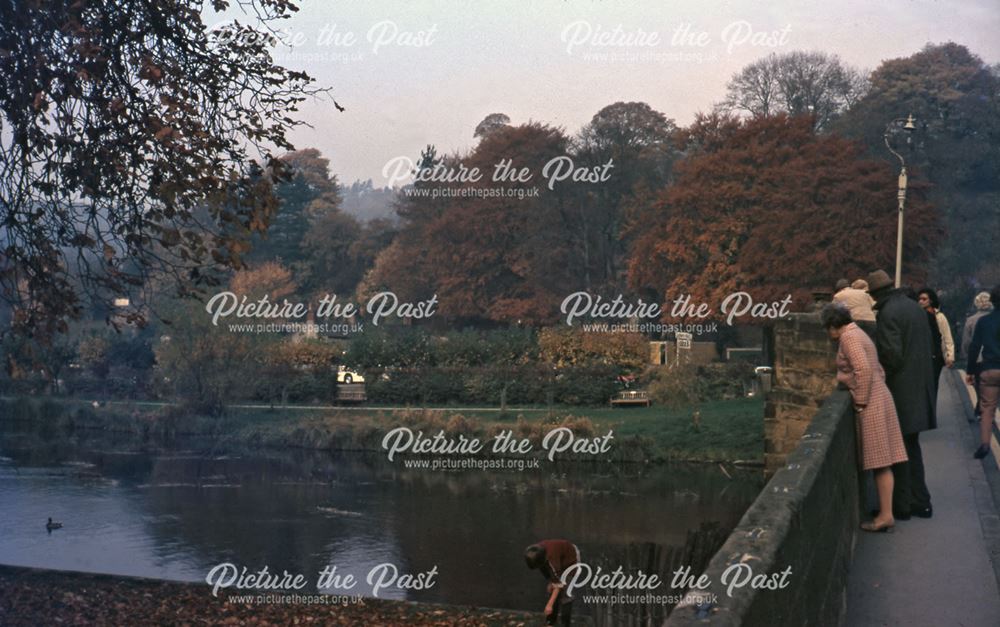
[867,269,937,519]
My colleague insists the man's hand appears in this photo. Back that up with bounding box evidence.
[967,374,976,385]
[544,582,563,617]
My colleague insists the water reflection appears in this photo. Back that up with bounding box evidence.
[0,427,761,621]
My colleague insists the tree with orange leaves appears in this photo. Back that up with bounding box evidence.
[628,114,940,319]
[369,123,578,326]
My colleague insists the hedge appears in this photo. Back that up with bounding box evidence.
[364,364,618,406]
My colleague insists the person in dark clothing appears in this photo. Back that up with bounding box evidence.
[965,285,1000,459]
[867,270,937,519]
[910,290,945,401]
[525,539,580,626]
[962,291,993,419]
[928,311,944,383]
[903,286,942,393]
[918,288,955,398]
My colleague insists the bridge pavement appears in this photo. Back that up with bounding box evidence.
[845,370,1000,626]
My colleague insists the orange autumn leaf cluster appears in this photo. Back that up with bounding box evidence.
[369,124,577,325]
[628,114,940,311]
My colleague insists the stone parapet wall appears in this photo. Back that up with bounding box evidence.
[665,391,860,627]
[665,314,861,626]
[764,314,838,474]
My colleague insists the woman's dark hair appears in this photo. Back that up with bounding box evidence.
[524,544,546,569]
[820,303,853,329]
[917,288,940,309]
[991,285,1000,308]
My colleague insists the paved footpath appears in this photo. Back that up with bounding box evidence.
[845,370,1000,627]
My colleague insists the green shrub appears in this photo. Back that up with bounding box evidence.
[553,365,617,405]
[419,370,465,404]
[285,373,328,403]
[347,328,538,369]
[699,361,756,400]
[646,361,755,408]
[362,364,614,407]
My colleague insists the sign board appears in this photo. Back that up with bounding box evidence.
[676,332,693,350]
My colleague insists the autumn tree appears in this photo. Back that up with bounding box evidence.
[628,114,939,315]
[0,0,326,340]
[367,110,682,324]
[719,51,868,130]
[1,331,76,393]
[538,328,647,370]
[368,123,578,326]
[834,43,1000,290]
[154,299,257,415]
[245,147,391,298]
[230,260,297,301]
[258,339,339,407]
[154,260,302,413]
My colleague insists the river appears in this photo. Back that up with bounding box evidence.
[0,425,762,625]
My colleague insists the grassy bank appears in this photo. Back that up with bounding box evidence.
[0,396,765,463]
[0,564,532,627]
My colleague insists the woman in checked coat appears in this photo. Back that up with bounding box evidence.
[822,304,908,532]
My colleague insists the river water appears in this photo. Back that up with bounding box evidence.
[0,426,762,624]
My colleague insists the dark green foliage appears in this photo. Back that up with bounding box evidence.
[345,328,537,369]
[363,364,615,407]
[646,361,756,408]
[834,43,1000,285]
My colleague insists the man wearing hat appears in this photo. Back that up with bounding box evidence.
[867,269,937,519]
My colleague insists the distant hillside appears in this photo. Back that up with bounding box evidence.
[340,179,399,223]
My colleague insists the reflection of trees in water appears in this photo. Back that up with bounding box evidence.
[373,463,755,611]
[586,524,729,627]
[138,453,397,584]
[1,428,759,611]
[0,429,151,473]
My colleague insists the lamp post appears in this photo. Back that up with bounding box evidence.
[884,114,916,288]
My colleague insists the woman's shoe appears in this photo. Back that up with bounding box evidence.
[870,508,910,521]
[860,519,894,533]
[974,444,990,459]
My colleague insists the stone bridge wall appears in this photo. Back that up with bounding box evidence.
[764,313,838,475]
[666,314,862,627]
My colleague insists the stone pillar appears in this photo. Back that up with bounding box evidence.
[764,313,838,475]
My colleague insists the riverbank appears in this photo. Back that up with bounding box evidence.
[0,395,764,464]
[0,564,533,626]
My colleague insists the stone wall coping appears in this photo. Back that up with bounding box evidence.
[665,389,853,626]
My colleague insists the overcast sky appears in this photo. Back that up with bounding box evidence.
[215,0,1000,185]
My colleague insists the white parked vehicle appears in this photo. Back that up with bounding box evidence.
[336,366,365,384]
